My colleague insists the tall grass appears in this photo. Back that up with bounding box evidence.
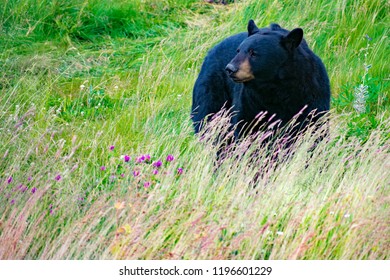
[0,0,389,259]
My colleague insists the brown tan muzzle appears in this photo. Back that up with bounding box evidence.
[225,58,254,83]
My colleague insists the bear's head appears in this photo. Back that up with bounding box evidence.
[225,20,303,83]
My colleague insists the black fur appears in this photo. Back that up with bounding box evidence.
[191,20,330,141]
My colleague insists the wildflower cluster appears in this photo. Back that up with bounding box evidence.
[2,173,55,215]
[104,147,184,191]
[2,145,185,223]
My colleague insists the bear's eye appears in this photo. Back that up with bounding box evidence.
[249,49,256,57]
[236,49,240,53]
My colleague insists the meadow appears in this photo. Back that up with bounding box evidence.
[0,0,389,259]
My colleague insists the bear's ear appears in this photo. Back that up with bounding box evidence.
[282,28,303,51]
[247,19,259,36]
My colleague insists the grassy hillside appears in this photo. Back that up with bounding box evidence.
[0,0,389,259]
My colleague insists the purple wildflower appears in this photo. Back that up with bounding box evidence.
[7,176,13,184]
[100,166,106,171]
[109,175,116,183]
[31,187,37,194]
[124,155,130,162]
[109,145,115,151]
[152,169,158,175]
[136,155,145,163]
[120,173,125,178]
[152,160,162,168]
[10,199,15,205]
[144,181,151,188]
[18,184,28,192]
[133,170,140,177]
[55,174,61,181]
[166,154,174,162]
[27,176,32,181]
[177,168,183,175]
[144,154,151,162]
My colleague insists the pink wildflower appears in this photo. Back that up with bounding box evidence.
[166,154,174,162]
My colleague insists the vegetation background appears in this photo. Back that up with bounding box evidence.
[0,0,388,259]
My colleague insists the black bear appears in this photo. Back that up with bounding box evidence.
[191,20,330,142]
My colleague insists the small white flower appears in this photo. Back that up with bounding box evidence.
[353,84,368,114]
[276,231,284,236]
[344,213,351,218]
[114,85,119,90]
[80,84,85,89]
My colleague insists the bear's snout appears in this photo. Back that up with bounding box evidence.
[225,58,254,83]
[225,63,238,76]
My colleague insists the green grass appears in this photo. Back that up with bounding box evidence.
[0,0,389,259]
